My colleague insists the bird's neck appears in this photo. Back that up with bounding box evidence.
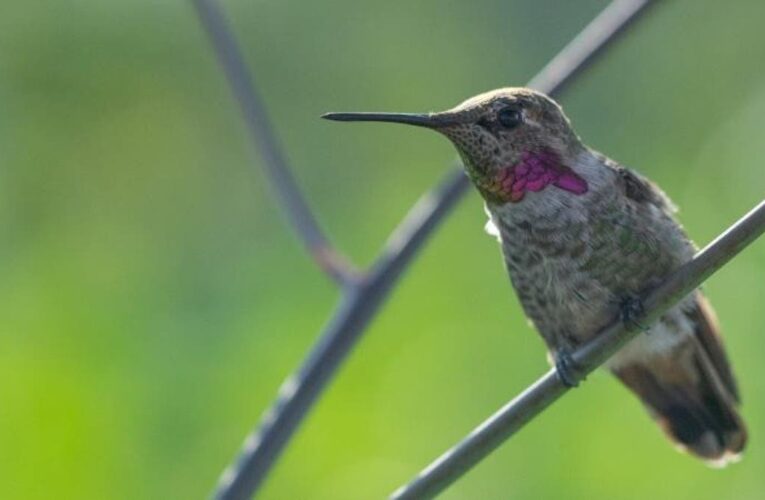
[485,147,615,229]
[476,148,589,205]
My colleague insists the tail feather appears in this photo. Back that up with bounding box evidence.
[613,339,746,465]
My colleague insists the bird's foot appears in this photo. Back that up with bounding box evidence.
[620,295,649,332]
[555,349,583,388]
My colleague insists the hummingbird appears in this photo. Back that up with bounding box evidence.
[324,87,746,464]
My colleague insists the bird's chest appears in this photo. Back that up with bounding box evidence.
[489,197,672,346]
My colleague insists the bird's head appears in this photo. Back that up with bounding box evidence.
[324,87,588,204]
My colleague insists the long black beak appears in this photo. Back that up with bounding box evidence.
[321,111,452,128]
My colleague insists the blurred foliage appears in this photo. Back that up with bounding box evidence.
[1,0,764,498]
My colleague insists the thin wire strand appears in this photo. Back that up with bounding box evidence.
[391,201,765,500]
[211,167,469,500]
[527,0,654,95]
[192,0,356,286]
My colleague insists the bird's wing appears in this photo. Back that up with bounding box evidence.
[686,293,741,403]
[591,149,678,214]
[612,163,739,401]
[615,165,678,214]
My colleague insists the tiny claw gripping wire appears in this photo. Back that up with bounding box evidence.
[555,349,583,388]
[620,295,649,331]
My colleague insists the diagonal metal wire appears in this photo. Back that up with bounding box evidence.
[211,166,469,500]
[192,0,356,286]
[391,200,765,499]
[191,0,660,498]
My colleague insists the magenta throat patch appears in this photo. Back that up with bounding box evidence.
[493,150,588,203]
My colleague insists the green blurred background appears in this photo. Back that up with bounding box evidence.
[1,0,764,498]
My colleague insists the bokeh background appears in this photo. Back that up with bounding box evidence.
[2,0,765,498]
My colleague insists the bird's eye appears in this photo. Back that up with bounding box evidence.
[497,107,523,129]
